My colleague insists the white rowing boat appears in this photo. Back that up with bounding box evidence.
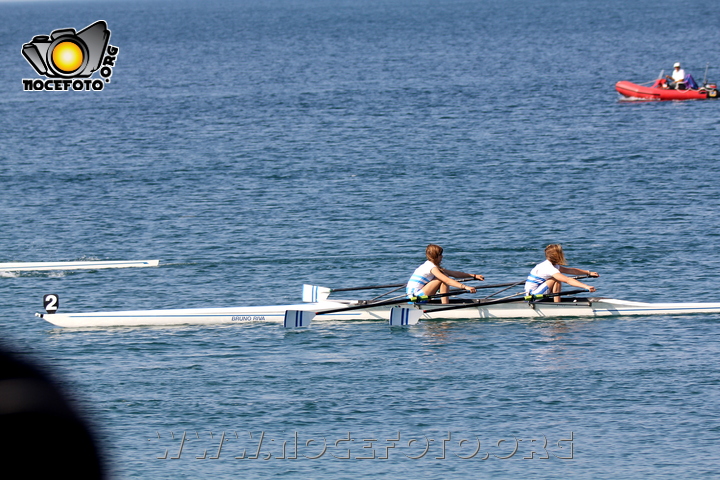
[35,293,720,328]
[1,259,159,272]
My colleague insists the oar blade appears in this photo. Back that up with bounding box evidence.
[283,310,314,329]
[302,284,332,302]
[389,306,422,326]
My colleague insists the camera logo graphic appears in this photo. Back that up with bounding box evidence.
[21,20,119,91]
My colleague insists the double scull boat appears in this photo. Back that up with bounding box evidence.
[35,285,720,328]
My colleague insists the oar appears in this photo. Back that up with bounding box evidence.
[303,275,593,302]
[388,289,591,326]
[479,275,591,300]
[284,289,469,329]
[303,283,409,302]
[304,278,510,303]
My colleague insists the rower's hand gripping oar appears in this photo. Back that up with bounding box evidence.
[284,289,470,329]
[388,288,592,326]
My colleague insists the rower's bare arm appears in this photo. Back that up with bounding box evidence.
[465,271,485,281]
[553,272,596,292]
[433,268,477,292]
[559,266,599,278]
[441,268,484,281]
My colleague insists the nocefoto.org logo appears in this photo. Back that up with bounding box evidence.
[21,20,119,91]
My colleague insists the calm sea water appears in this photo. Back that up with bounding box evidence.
[1,0,720,477]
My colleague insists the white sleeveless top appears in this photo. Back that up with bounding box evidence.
[406,260,437,295]
[524,259,560,293]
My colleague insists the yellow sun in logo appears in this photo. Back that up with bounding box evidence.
[52,41,84,73]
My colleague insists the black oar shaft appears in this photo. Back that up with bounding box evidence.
[330,275,590,293]
[422,289,590,314]
[330,283,409,293]
[330,278,481,293]
[331,278,524,294]
[316,289,467,315]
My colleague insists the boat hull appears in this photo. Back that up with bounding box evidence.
[615,80,719,101]
[1,260,159,272]
[36,297,720,328]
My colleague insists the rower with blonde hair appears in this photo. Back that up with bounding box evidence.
[525,244,599,302]
[406,244,484,304]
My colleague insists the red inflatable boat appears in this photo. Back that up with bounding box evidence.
[616,78,720,101]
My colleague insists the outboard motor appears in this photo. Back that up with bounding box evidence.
[705,83,719,99]
[702,64,719,98]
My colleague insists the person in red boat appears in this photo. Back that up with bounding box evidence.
[665,62,686,89]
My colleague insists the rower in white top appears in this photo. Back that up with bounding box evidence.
[524,244,598,302]
[406,244,484,304]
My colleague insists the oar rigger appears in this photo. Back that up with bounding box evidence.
[284,289,467,329]
[388,288,592,326]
